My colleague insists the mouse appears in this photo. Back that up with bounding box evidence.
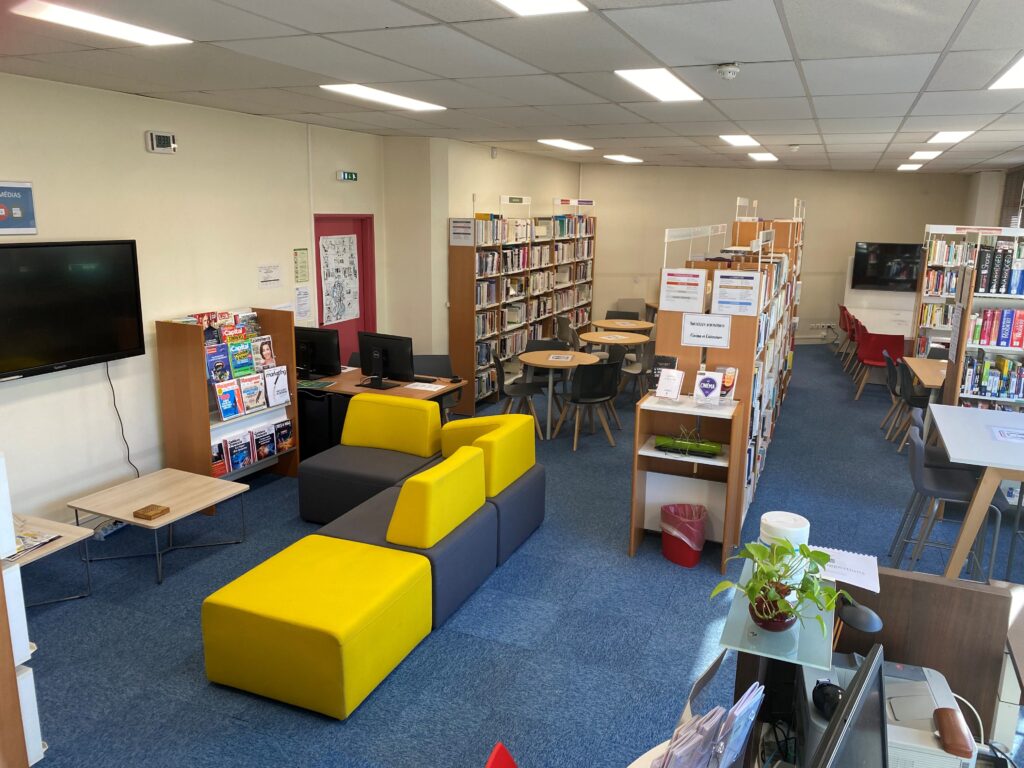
[449,375,462,383]
[812,681,844,721]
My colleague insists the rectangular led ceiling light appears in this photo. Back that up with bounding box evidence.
[927,131,974,144]
[990,54,1024,89]
[320,84,445,111]
[721,135,759,147]
[538,139,593,151]
[12,0,191,44]
[604,154,643,163]
[898,164,922,171]
[749,152,778,162]
[493,0,587,15]
[910,150,942,160]
[614,68,702,102]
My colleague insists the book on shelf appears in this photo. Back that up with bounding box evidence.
[228,340,256,378]
[274,419,295,452]
[476,250,499,276]
[263,365,291,407]
[232,310,260,337]
[211,440,228,477]
[214,379,245,420]
[962,350,1024,401]
[226,431,255,472]
[219,324,248,344]
[253,424,277,461]
[969,309,1024,348]
[206,343,231,382]
[250,335,275,372]
[715,366,738,401]
[238,373,268,413]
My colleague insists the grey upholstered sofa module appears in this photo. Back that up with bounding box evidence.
[489,463,546,565]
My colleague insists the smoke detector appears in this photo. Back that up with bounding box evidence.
[716,63,741,81]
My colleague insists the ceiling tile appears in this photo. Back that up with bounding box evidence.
[753,134,823,145]
[945,141,1024,153]
[559,72,657,103]
[216,0,434,33]
[817,117,902,132]
[323,111,440,131]
[622,101,727,122]
[968,130,1024,143]
[604,0,792,66]
[454,14,657,73]
[823,133,894,144]
[587,136,700,148]
[911,89,1024,115]
[455,75,606,106]
[391,108,510,130]
[670,62,804,99]
[559,123,676,139]
[273,113,400,133]
[328,26,542,78]
[334,79,513,108]
[662,120,745,136]
[782,0,972,59]
[802,54,938,96]
[987,114,1024,130]
[763,144,826,154]
[826,143,893,153]
[716,97,812,121]
[0,53,168,92]
[953,0,1024,51]
[216,36,433,82]
[459,106,575,127]
[901,114,1001,131]
[453,128,546,140]
[736,119,819,134]
[928,49,1020,91]
[812,93,916,118]
[890,132,935,142]
[144,87,359,115]
[65,0,301,41]
[0,17,93,55]
[397,0,513,22]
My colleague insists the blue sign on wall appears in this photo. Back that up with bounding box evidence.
[0,182,36,234]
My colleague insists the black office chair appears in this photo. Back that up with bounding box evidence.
[347,351,360,368]
[880,350,903,437]
[493,354,545,439]
[894,362,931,452]
[605,310,640,321]
[553,361,622,451]
[414,354,461,420]
[520,339,570,405]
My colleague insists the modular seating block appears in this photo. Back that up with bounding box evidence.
[202,535,431,720]
[317,487,498,629]
[491,463,546,565]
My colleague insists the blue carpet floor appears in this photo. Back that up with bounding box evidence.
[19,344,1023,766]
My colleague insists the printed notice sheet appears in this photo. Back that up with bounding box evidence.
[712,270,760,316]
[659,268,707,313]
[320,234,360,324]
[816,547,880,592]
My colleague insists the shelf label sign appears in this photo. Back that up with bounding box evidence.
[659,268,706,313]
[682,313,732,349]
[553,198,595,207]
[712,270,761,316]
[500,195,531,205]
[449,218,474,247]
[0,182,36,235]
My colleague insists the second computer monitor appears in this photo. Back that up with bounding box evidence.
[294,326,341,379]
[358,331,415,383]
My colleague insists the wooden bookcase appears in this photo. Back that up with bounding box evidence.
[448,213,596,416]
[155,307,300,483]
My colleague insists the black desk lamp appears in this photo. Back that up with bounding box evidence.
[833,594,883,650]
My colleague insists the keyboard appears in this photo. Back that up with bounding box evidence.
[413,375,437,383]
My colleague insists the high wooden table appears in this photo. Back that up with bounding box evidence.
[591,318,654,332]
[305,368,466,401]
[67,469,249,584]
[8,514,93,606]
[517,350,598,439]
[930,405,1024,580]
[904,357,947,435]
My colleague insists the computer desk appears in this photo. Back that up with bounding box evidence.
[310,368,467,400]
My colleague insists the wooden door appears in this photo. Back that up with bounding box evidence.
[312,214,377,364]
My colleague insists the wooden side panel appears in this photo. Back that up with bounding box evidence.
[448,244,478,416]
[255,308,299,477]
[732,220,764,248]
[943,265,974,406]
[0,573,28,768]
[155,321,211,477]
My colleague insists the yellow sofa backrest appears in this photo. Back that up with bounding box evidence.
[440,415,535,497]
[386,446,485,549]
[341,393,441,458]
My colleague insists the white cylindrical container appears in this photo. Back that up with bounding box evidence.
[759,511,810,549]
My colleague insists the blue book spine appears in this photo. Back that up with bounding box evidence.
[999,309,1014,347]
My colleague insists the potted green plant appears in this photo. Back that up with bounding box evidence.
[710,540,847,634]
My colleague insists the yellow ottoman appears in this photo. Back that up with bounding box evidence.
[201,535,431,719]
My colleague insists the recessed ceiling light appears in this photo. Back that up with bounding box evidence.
[898,164,922,171]
[538,139,593,151]
[604,154,643,163]
[990,53,1024,89]
[910,150,942,160]
[928,131,974,144]
[319,84,445,111]
[492,0,587,15]
[720,135,759,147]
[748,152,778,162]
[11,0,191,45]
[614,68,702,102]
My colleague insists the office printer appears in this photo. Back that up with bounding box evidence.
[799,654,978,768]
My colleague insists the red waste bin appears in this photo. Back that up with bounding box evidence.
[661,504,707,568]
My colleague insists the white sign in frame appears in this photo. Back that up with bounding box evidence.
[682,313,732,349]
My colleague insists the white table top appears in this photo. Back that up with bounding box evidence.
[930,404,1024,471]
[848,307,915,339]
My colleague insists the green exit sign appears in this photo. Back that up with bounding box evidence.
[337,171,358,182]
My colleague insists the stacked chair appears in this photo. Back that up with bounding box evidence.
[202,396,545,720]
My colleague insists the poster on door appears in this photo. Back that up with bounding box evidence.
[320,234,359,324]
[0,182,36,234]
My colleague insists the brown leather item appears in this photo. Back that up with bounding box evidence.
[133,504,170,521]
[934,707,975,758]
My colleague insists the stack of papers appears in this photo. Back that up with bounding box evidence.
[7,524,59,562]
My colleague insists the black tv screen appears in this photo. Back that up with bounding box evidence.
[0,240,145,380]
[851,242,921,291]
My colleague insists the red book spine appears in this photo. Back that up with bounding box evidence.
[1012,310,1024,349]
[981,309,994,345]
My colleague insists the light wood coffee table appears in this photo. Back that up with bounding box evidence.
[67,469,249,584]
[7,514,93,606]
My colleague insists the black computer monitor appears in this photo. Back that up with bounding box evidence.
[809,644,889,768]
[294,326,341,380]
[357,331,415,390]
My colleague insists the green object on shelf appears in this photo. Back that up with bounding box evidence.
[654,435,722,457]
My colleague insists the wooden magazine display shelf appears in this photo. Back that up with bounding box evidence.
[448,204,597,416]
[155,308,300,491]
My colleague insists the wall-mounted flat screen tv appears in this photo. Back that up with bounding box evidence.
[851,242,922,292]
[0,240,145,380]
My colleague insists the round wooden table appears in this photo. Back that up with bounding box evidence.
[592,318,654,332]
[578,331,649,346]
[518,350,598,440]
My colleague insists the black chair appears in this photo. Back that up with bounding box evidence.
[553,361,622,451]
[894,362,931,451]
[414,354,461,420]
[880,350,903,438]
[493,354,544,439]
[521,339,570,404]
[605,310,640,321]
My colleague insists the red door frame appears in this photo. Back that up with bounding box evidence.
[312,214,377,363]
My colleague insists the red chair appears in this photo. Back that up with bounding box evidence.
[843,318,862,373]
[485,743,517,768]
[853,332,904,400]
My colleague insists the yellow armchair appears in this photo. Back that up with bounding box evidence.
[341,393,441,458]
[440,415,536,497]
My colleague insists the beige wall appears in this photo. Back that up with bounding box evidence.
[0,73,385,519]
[965,171,1006,226]
[579,164,970,332]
